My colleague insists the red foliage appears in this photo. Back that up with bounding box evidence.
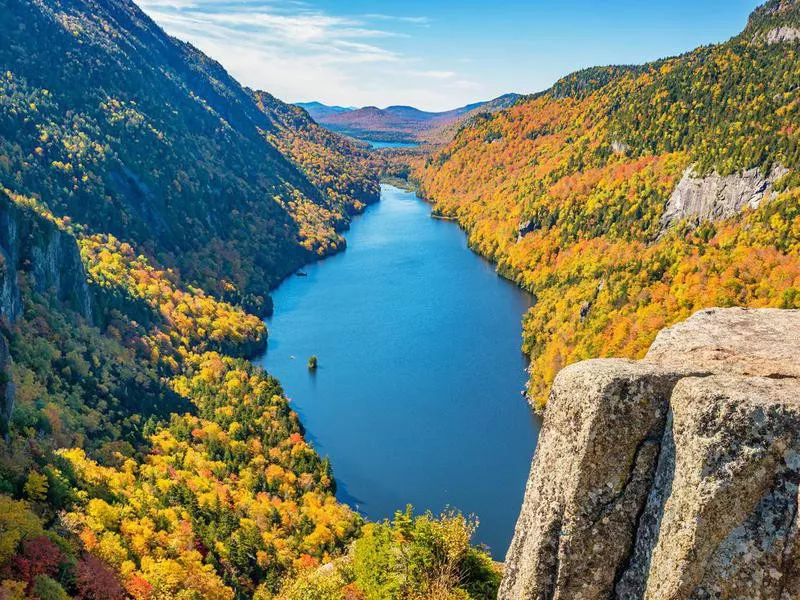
[343,582,367,599]
[6,535,63,588]
[296,553,318,569]
[76,553,125,600]
[125,574,154,600]
[193,535,209,560]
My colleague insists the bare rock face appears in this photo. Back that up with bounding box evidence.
[0,192,93,322]
[500,308,800,600]
[645,308,800,378]
[612,140,631,155]
[764,26,800,43]
[0,255,21,325]
[660,166,789,232]
[632,376,800,599]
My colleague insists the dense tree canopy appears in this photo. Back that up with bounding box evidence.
[0,0,499,596]
[0,0,380,313]
[0,0,383,596]
[419,0,800,407]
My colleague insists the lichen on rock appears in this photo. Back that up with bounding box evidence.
[501,308,800,600]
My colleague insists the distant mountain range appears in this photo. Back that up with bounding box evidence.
[295,101,355,120]
[297,94,521,143]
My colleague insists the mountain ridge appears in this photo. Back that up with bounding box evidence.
[0,0,379,313]
[0,0,797,597]
[418,0,800,407]
[299,94,521,142]
[0,0,386,597]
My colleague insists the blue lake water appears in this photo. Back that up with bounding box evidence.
[255,184,540,557]
[367,140,421,149]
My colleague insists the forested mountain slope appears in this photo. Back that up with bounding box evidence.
[419,0,800,408]
[0,0,413,597]
[296,102,353,121]
[0,189,363,598]
[0,188,498,598]
[0,0,379,313]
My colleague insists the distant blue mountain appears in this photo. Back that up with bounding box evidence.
[296,102,355,120]
[297,94,521,143]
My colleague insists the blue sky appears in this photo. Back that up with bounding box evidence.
[139,0,763,111]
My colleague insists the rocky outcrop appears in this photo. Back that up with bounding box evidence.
[764,26,800,43]
[0,252,22,324]
[660,166,789,232]
[517,219,541,241]
[501,308,800,599]
[0,193,95,437]
[0,193,93,322]
[611,140,631,156]
[746,0,800,44]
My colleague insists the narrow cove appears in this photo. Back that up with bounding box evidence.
[255,184,541,557]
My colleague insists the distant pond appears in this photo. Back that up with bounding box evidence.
[255,185,540,557]
[367,140,421,149]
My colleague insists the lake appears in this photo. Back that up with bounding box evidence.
[367,140,421,149]
[255,184,540,557]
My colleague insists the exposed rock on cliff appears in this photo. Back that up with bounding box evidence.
[0,251,21,325]
[517,219,540,241]
[764,25,800,42]
[0,192,96,437]
[747,0,800,43]
[611,140,631,156]
[501,308,800,599]
[0,192,92,322]
[660,166,789,232]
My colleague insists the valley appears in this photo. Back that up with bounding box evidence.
[417,0,800,409]
[299,95,520,145]
[257,185,539,557]
[0,0,798,598]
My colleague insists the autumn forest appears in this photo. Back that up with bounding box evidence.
[0,0,799,598]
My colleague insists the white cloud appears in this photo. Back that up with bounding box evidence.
[415,70,457,80]
[137,0,486,110]
[364,14,431,26]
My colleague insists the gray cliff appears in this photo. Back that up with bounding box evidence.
[0,192,92,323]
[0,192,95,435]
[660,166,789,232]
[501,308,800,600]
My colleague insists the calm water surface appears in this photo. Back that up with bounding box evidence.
[367,140,421,149]
[256,185,540,557]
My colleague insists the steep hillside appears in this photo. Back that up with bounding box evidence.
[253,91,378,217]
[419,0,800,408]
[304,95,520,143]
[0,0,381,597]
[0,188,362,598]
[0,179,496,600]
[420,93,526,145]
[0,0,502,598]
[0,0,379,314]
[0,190,499,597]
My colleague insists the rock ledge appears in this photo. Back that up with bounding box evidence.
[501,308,800,600]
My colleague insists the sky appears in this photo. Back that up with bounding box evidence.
[138,0,763,112]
